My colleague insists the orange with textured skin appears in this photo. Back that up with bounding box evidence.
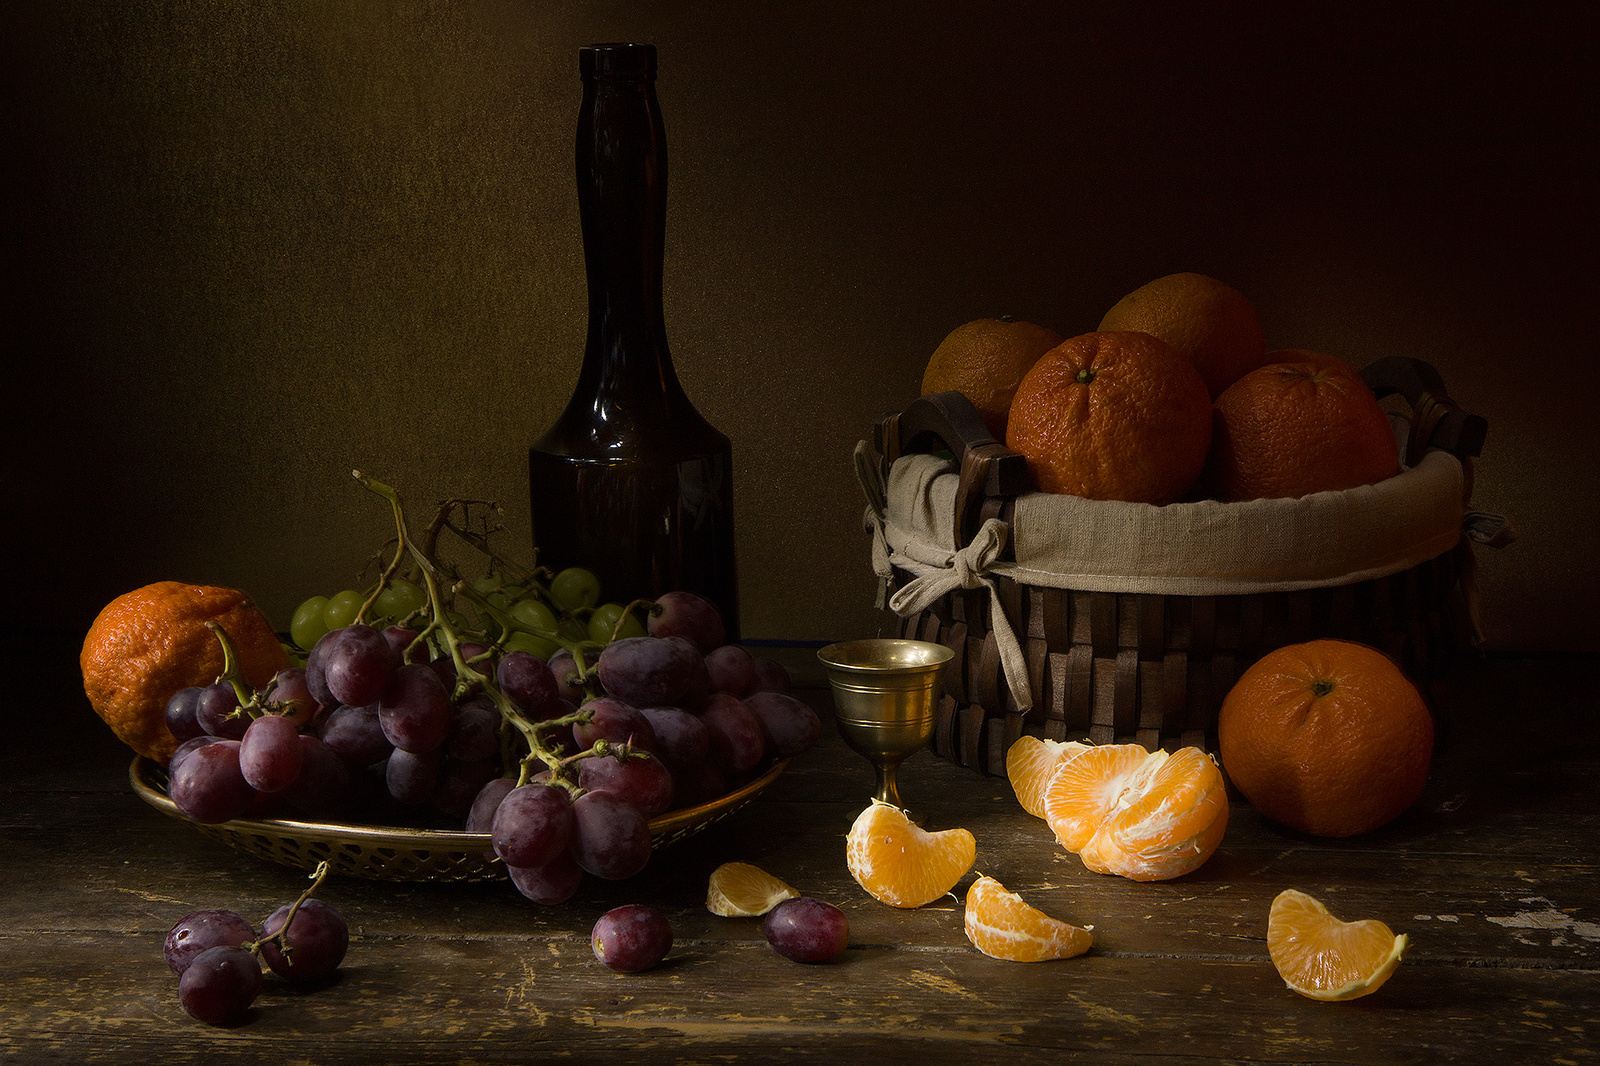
[1268,888,1408,1001]
[920,318,1065,441]
[1006,331,1212,504]
[1042,743,1229,881]
[964,875,1093,962]
[1206,353,1399,502]
[1005,736,1089,819]
[846,801,976,908]
[1098,272,1268,399]
[1218,639,1433,837]
[81,582,289,763]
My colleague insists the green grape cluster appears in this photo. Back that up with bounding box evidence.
[290,562,643,669]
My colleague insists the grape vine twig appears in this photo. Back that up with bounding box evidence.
[351,471,593,788]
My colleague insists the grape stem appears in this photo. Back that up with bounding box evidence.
[352,533,409,628]
[247,859,331,963]
[565,737,652,769]
[428,499,539,589]
[611,599,657,644]
[352,471,572,790]
[203,621,268,722]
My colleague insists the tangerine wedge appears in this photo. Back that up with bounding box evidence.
[1044,744,1228,881]
[1268,889,1408,1001]
[846,801,975,909]
[964,875,1092,962]
[706,862,799,917]
[1041,743,1151,852]
[1005,736,1089,819]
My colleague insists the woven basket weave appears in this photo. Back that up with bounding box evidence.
[869,356,1493,776]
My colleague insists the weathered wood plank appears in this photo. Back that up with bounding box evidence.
[2,933,1596,1065]
[5,778,1598,974]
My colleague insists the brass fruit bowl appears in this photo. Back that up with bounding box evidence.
[130,755,788,883]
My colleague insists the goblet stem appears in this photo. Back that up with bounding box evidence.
[874,758,904,809]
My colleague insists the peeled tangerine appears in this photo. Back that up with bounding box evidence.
[964,875,1092,963]
[1005,736,1090,820]
[846,801,976,908]
[1042,744,1228,881]
[1268,889,1407,1001]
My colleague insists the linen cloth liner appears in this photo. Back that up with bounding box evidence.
[857,441,1468,715]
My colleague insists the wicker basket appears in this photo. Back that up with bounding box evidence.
[865,356,1497,775]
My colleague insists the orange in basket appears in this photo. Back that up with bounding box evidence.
[1097,272,1268,399]
[920,317,1065,441]
[82,582,289,763]
[1206,353,1399,502]
[1005,330,1212,505]
[1042,743,1228,881]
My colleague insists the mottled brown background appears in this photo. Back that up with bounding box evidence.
[4,3,1596,651]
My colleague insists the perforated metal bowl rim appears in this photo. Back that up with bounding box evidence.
[128,754,788,881]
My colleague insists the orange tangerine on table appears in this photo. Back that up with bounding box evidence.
[1206,352,1399,502]
[1097,272,1269,399]
[846,801,975,908]
[706,861,799,917]
[81,582,290,763]
[920,318,1066,441]
[1042,743,1229,881]
[1004,736,1089,819]
[1006,331,1213,505]
[1218,639,1433,838]
[1267,888,1408,1001]
[963,875,1092,962]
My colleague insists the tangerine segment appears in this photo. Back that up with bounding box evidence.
[1005,737,1090,819]
[1041,744,1151,852]
[964,875,1092,962]
[846,801,976,909]
[1078,747,1230,882]
[1267,889,1408,1001]
[706,861,800,917]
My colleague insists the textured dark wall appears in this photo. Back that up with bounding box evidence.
[5,2,1596,650]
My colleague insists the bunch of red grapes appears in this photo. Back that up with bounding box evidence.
[163,865,348,1026]
[473,591,820,903]
[161,587,821,905]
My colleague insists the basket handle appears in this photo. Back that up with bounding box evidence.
[874,391,1032,548]
[1360,355,1487,467]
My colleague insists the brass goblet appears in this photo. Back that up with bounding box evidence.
[818,639,953,812]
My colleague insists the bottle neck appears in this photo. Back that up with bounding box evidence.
[573,69,687,413]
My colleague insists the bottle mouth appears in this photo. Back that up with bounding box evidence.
[580,43,657,80]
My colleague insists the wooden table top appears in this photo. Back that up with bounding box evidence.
[3,642,1596,1064]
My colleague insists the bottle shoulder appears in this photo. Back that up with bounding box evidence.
[532,391,730,462]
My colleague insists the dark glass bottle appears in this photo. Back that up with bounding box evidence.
[528,43,739,640]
